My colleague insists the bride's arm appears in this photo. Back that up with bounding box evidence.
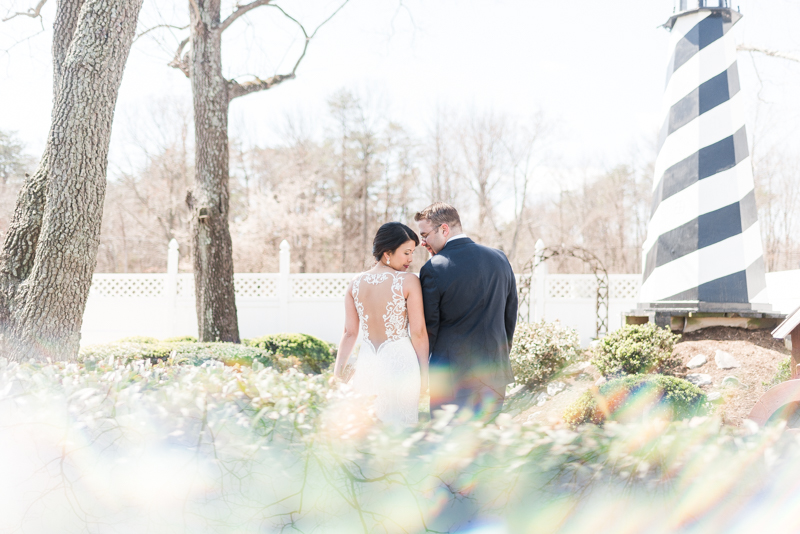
[405,275,430,394]
[334,281,359,380]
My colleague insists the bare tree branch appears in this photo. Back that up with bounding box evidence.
[227,73,294,100]
[738,44,800,63]
[168,37,190,78]
[225,0,351,101]
[2,0,48,22]
[220,0,273,33]
[134,23,189,44]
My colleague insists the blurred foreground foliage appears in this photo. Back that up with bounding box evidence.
[1,355,798,532]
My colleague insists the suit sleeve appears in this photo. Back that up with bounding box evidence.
[419,264,441,354]
[504,262,518,349]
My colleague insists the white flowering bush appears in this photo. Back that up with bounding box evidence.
[509,321,582,387]
[1,356,799,532]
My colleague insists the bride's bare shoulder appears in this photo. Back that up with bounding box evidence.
[400,272,421,289]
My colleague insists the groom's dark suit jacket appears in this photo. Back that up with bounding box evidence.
[419,238,517,402]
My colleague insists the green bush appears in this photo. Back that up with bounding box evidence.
[79,341,283,370]
[764,357,791,388]
[116,335,160,344]
[509,321,581,387]
[245,333,334,374]
[591,323,681,378]
[163,335,198,343]
[563,373,706,427]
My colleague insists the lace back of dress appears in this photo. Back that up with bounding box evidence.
[352,272,408,351]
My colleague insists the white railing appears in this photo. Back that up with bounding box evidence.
[80,239,800,347]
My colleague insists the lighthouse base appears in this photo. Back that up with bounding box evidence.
[624,302,784,333]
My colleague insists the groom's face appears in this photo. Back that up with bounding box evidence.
[417,219,448,255]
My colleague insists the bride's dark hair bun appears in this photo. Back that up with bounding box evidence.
[373,222,419,261]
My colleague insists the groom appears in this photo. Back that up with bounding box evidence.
[415,203,517,421]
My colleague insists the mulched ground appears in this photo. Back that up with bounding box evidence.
[672,327,789,426]
[508,327,790,427]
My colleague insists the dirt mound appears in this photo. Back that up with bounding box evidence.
[508,327,789,427]
[678,326,786,350]
[673,327,788,426]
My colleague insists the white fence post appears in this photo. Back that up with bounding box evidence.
[165,239,179,337]
[279,240,291,333]
[534,239,547,322]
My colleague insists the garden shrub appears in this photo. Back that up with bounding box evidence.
[116,335,160,344]
[170,343,280,368]
[591,323,681,378]
[82,342,173,363]
[764,357,791,388]
[80,342,283,370]
[509,321,581,387]
[163,335,198,343]
[563,373,706,427]
[245,333,334,373]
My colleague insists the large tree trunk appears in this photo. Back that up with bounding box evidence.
[0,0,143,361]
[0,0,87,321]
[188,0,240,343]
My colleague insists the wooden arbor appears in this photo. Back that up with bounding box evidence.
[748,306,800,427]
[517,241,610,339]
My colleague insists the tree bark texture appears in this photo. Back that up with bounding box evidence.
[0,0,87,309]
[0,0,143,361]
[189,0,240,343]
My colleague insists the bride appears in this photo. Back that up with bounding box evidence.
[334,222,430,426]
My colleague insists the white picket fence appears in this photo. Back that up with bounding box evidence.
[80,240,800,347]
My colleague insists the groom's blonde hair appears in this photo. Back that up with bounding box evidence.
[414,202,462,229]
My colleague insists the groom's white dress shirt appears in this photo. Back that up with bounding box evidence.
[446,233,468,244]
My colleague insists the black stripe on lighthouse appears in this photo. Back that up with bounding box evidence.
[643,190,758,282]
[657,62,741,151]
[651,126,749,217]
[665,13,737,84]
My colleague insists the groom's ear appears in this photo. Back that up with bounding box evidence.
[440,223,450,237]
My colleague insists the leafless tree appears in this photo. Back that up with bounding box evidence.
[98,98,194,273]
[458,112,506,244]
[421,108,463,208]
[502,112,548,263]
[152,0,352,342]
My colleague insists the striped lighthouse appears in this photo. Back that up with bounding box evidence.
[638,0,770,313]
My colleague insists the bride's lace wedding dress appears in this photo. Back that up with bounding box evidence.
[350,271,420,426]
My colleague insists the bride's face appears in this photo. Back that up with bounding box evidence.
[384,240,416,272]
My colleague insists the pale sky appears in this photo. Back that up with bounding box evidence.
[2,0,800,191]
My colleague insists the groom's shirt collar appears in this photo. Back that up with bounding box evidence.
[440,233,468,252]
[446,233,468,243]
